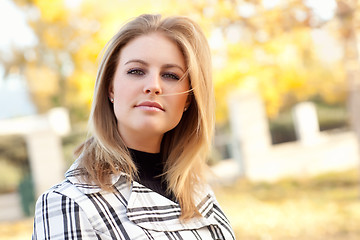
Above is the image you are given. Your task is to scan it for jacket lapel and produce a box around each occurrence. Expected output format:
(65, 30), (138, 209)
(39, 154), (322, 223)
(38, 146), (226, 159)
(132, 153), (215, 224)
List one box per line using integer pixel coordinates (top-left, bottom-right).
(126, 181), (218, 232)
(65, 160), (223, 233)
(65, 159), (125, 195)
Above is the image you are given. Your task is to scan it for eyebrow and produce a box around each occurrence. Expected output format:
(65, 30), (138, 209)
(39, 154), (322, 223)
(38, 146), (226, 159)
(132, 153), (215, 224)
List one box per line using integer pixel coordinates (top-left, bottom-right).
(125, 59), (185, 73)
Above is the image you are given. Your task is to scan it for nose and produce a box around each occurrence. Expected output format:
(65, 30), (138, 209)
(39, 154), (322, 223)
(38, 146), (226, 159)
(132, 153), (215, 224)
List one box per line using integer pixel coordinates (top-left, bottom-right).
(143, 72), (162, 95)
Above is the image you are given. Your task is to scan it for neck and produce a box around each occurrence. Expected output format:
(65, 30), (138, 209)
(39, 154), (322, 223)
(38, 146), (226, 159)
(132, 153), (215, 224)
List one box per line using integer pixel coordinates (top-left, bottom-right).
(119, 128), (163, 153)
(128, 143), (161, 153)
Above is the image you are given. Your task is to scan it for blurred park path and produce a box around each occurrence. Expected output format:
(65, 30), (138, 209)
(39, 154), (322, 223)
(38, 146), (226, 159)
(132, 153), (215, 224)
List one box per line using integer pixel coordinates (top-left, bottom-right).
(0, 218), (33, 240)
(212, 130), (359, 184)
(0, 193), (23, 222)
(246, 130), (358, 181)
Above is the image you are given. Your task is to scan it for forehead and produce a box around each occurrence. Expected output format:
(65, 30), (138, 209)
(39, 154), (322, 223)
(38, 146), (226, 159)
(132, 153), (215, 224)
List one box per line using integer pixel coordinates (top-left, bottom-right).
(118, 32), (186, 67)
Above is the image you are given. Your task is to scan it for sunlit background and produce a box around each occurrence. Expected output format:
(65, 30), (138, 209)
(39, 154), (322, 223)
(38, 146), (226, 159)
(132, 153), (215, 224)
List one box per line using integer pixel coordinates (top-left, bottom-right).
(1, 0), (360, 239)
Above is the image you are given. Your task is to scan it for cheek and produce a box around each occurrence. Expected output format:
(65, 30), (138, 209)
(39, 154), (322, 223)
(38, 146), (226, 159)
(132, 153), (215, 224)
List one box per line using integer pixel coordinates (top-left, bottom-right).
(113, 79), (135, 101)
(112, 85), (131, 116)
(172, 95), (188, 115)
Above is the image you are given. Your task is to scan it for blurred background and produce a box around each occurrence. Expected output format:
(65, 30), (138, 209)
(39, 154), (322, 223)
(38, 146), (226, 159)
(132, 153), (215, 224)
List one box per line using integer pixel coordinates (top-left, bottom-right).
(1, 0), (360, 239)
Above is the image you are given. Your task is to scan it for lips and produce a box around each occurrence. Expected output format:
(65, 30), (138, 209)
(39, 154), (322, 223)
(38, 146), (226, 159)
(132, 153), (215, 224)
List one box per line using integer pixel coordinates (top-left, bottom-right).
(135, 101), (165, 111)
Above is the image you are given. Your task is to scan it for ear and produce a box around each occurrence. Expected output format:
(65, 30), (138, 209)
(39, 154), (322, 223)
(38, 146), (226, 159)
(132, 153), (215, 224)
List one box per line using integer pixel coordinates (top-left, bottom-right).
(108, 83), (114, 101)
(185, 94), (192, 109)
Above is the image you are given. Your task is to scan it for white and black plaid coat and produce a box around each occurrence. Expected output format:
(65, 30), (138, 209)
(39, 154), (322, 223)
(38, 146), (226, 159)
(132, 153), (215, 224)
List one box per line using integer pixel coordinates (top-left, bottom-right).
(32, 160), (236, 240)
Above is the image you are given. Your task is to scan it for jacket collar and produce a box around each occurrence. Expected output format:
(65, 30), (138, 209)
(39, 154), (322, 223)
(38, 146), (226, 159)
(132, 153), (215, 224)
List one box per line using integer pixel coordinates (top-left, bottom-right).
(65, 160), (220, 231)
(126, 181), (218, 232)
(65, 158), (126, 195)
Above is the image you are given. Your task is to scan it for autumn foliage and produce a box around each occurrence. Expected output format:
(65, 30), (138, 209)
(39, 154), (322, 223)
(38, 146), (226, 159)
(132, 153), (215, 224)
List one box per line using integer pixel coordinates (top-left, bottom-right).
(8, 0), (348, 123)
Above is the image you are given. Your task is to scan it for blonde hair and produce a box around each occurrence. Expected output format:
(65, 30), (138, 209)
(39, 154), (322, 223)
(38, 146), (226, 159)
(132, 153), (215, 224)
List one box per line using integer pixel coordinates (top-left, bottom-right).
(76, 14), (214, 219)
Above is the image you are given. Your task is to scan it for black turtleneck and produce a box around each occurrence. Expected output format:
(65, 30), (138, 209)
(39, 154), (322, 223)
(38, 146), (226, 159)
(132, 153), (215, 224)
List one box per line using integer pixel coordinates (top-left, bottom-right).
(129, 148), (175, 201)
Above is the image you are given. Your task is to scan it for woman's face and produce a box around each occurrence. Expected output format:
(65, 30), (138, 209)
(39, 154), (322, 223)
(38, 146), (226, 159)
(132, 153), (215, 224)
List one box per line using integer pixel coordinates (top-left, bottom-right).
(109, 32), (190, 151)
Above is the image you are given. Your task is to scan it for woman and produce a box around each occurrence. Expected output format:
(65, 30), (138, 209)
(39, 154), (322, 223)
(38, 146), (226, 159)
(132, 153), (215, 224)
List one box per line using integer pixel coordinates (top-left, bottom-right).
(33, 14), (235, 239)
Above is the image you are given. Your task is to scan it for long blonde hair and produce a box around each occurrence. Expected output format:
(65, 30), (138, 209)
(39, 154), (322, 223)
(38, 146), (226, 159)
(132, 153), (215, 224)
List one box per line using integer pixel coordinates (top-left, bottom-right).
(76, 14), (214, 219)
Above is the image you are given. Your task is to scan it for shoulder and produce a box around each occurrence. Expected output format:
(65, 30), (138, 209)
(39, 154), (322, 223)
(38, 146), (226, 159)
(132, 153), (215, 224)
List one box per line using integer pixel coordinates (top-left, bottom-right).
(33, 180), (105, 240)
(34, 180), (71, 205)
(33, 180), (83, 221)
(196, 184), (236, 239)
(34, 155), (132, 211)
(34, 171), (131, 209)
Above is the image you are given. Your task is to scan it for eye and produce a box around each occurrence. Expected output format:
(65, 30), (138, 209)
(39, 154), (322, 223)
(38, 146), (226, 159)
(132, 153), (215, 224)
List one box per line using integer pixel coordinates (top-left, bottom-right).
(127, 69), (145, 75)
(162, 72), (180, 80)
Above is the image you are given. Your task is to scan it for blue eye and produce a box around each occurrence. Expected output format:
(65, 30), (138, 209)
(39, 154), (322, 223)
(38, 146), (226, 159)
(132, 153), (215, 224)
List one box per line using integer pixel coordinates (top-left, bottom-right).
(127, 69), (144, 75)
(163, 73), (180, 80)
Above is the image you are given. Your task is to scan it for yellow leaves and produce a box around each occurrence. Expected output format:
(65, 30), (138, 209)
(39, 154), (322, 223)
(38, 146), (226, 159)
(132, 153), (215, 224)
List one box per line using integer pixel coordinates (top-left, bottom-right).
(42, 27), (63, 48)
(261, 83), (282, 118)
(314, 64), (347, 104)
(212, 23), (347, 121)
(74, 38), (103, 66)
(33, 0), (67, 23)
(25, 64), (59, 112)
(213, 43), (251, 124)
(0, 218), (34, 240)
(20, 0), (346, 122)
(212, 0), (238, 20)
(67, 70), (95, 108)
(25, 64), (59, 95)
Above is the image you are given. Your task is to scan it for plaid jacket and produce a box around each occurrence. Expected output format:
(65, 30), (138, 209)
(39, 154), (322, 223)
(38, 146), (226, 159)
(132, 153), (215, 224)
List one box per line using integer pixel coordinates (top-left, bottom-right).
(32, 161), (235, 240)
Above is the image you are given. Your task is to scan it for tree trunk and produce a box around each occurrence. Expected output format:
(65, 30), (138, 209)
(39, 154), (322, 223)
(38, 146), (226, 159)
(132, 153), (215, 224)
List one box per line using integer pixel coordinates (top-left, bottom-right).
(337, 0), (360, 193)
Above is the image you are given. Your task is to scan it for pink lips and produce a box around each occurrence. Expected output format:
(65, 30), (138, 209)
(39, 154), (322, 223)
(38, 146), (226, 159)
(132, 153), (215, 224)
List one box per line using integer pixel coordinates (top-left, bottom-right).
(135, 101), (165, 111)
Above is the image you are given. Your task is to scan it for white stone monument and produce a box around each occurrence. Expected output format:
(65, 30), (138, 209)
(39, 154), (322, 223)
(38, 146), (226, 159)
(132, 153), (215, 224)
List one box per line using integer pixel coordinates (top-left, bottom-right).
(0, 107), (70, 197)
(292, 102), (320, 146)
(228, 90), (272, 175)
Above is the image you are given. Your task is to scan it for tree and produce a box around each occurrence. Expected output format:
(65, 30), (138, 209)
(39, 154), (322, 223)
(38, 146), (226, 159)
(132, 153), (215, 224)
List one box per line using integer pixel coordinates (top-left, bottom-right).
(190, 0), (346, 123)
(336, 0), (360, 140)
(9, 0), (192, 120)
(4, 0), (350, 124)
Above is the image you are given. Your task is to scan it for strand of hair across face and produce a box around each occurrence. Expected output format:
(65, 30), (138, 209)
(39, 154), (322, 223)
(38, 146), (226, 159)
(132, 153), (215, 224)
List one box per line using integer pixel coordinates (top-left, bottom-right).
(159, 88), (194, 96)
(158, 67), (194, 97)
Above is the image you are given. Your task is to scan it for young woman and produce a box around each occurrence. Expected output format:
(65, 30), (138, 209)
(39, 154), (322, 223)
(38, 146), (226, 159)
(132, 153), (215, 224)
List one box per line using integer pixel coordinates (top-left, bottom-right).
(33, 14), (235, 239)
